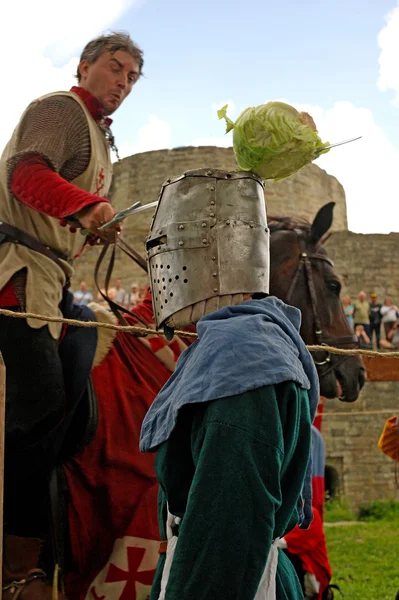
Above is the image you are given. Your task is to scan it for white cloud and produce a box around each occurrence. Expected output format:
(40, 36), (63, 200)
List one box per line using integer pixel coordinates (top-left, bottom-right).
(190, 100), (234, 147)
(191, 135), (232, 148)
(377, 5), (399, 101)
(117, 115), (172, 159)
(285, 99), (399, 233)
(0, 0), (140, 147)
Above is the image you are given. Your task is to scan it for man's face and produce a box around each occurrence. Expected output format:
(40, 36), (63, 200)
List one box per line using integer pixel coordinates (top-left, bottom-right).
(371, 296), (377, 304)
(116, 279), (122, 289)
(78, 50), (140, 115)
(359, 292), (366, 302)
(81, 282), (87, 292)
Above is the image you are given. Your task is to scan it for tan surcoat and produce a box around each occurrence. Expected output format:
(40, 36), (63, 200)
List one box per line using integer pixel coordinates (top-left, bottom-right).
(0, 91), (112, 338)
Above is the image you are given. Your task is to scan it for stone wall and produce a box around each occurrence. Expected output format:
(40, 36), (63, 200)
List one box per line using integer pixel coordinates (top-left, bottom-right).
(325, 231), (399, 301)
(321, 231), (399, 508)
(71, 146), (348, 292)
(322, 382), (399, 509)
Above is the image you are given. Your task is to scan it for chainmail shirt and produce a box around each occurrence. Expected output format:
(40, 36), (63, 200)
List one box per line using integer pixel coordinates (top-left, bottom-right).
(7, 95), (91, 187)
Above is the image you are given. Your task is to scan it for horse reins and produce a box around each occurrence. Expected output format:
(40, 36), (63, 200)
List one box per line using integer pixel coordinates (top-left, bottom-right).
(93, 232), (151, 334)
(286, 232), (358, 375)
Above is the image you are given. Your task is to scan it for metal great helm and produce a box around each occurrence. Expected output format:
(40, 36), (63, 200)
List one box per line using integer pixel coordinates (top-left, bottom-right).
(146, 168), (270, 330)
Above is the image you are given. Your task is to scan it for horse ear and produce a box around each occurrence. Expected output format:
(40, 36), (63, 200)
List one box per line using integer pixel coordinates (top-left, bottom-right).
(310, 202), (335, 244)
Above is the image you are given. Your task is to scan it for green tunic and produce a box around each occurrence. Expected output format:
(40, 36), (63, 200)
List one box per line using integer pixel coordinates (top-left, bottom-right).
(150, 382), (311, 600)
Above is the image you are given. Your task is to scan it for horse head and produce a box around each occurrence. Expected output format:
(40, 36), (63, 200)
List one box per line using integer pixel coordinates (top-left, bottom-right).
(269, 202), (365, 402)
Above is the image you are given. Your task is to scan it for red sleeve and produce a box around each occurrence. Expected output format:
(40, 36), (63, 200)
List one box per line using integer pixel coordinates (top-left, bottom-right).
(11, 155), (109, 222)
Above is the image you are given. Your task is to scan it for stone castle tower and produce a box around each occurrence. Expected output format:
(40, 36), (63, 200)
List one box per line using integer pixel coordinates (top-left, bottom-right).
(73, 146), (348, 290)
(72, 146), (399, 510)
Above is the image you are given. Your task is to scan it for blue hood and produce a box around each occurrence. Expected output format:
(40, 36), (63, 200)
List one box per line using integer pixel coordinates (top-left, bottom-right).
(140, 296), (319, 527)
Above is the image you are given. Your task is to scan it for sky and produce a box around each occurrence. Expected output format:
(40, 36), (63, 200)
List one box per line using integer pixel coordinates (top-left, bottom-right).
(2, 0), (399, 233)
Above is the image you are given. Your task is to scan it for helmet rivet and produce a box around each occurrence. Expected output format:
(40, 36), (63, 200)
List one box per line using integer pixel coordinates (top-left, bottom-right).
(213, 288), (218, 292)
(226, 220), (230, 225)
(202, 222), (207, 227)
(207, 170), (212, 176)
(158, 229), (163, 234)
(178, 224), (184, 230)
(212, 256), (216, 261)
(210, 212), (215, 217)
(210, 200), (215, 206)
(202, 239), (207, 244)
(212, 272), (217, 277)
(179, 241), (184, 246)
(250, 222), (254, 228)
(210, 186), (215, 191)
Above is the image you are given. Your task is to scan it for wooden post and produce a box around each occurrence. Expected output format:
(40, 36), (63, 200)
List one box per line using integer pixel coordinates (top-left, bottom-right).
(0, 352), (5, 590)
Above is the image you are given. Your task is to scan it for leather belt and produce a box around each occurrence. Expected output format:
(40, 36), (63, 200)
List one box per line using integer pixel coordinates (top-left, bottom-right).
(0, 221), (73, 273)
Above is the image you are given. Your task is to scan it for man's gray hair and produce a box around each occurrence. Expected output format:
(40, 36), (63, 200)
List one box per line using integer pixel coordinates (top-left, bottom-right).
(76, 31), (144, 81)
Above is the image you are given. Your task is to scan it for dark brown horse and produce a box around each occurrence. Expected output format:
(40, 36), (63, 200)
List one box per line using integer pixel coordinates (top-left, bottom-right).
(269, 201), (365, 402)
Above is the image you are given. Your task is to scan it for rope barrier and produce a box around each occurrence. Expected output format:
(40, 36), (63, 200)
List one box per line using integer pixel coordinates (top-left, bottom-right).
(1, 307), (399, 358)
(317, 409), (397, 417)
(0, 308), (197, 339)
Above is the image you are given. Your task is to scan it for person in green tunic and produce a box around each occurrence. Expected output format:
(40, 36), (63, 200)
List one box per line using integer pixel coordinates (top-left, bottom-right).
(140, 168), (319, 600)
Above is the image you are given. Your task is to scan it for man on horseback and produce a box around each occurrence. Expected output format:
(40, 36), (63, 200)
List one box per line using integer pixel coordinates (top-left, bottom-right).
(140, 169), (319, 599)
(0, 31), (143, 598)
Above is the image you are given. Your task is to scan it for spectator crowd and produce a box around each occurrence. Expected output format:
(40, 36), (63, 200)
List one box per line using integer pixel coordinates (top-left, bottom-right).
(342, 291), (399, 350)
(73, 282), (399, 352)
(73, 278), (146, 311)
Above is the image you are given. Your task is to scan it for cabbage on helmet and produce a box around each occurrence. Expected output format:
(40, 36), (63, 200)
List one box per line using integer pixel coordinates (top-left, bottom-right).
(218, 102), (330, 181)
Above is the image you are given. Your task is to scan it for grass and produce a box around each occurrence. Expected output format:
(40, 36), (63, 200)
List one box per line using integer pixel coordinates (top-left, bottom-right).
(325, 501), (399, 600)
(324, 497), (356, 523)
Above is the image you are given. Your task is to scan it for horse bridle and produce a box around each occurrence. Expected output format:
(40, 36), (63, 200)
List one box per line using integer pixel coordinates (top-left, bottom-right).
(92, 232), (151, 334)
(286, 232), (358, 373)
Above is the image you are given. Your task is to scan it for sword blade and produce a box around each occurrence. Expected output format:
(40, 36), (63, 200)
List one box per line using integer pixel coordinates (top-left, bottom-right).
(99, 200), (159, 231)
(315, 136), (362, 157)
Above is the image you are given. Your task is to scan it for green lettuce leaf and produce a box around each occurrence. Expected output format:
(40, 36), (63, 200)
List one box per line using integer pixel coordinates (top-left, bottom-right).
(218, 102), (330, 181)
